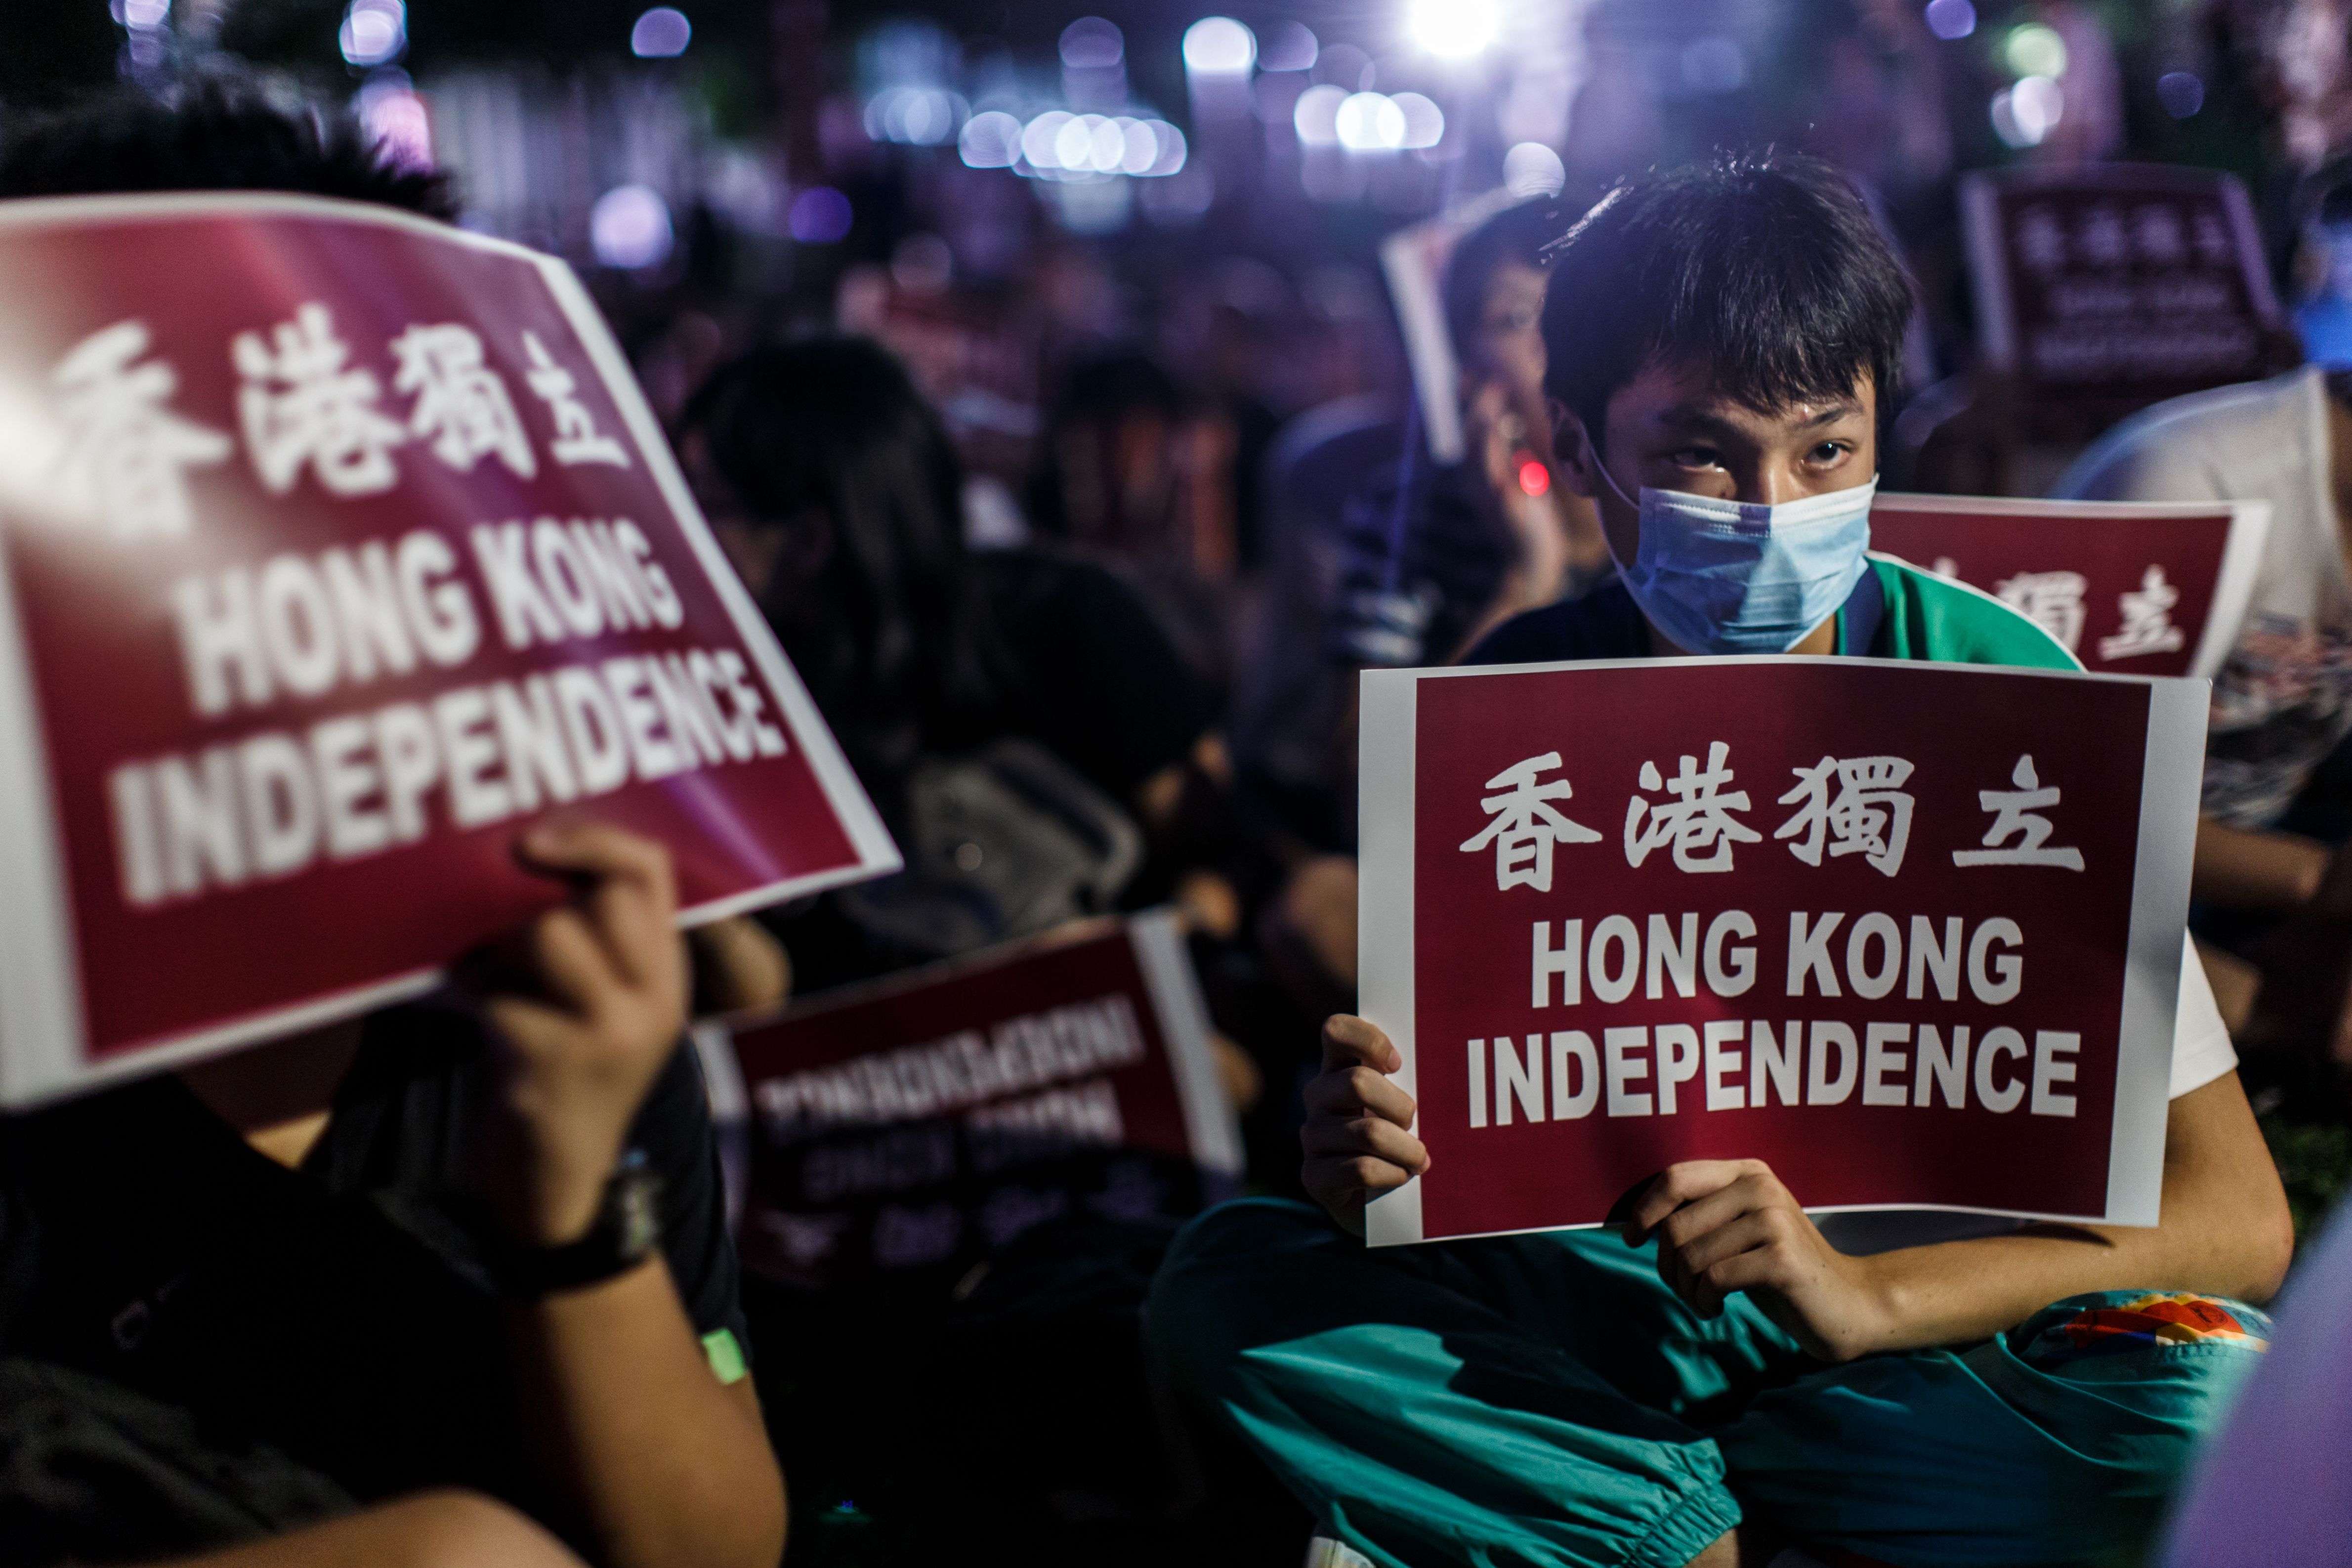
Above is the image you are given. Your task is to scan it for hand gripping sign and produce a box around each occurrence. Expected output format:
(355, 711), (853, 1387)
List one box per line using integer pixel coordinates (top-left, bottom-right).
(1357, 658), (2204, 1246)
(1868, 494), (2270, 680)
(0, 194), (898, 1103)
(721, 912), (1242, 1287)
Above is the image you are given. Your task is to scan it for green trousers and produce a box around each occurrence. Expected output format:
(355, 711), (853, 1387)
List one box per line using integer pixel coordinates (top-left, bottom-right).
(1149, 1199), (2269, 1568)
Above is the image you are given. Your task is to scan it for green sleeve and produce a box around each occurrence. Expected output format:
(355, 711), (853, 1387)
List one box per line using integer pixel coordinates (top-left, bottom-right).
(1864, 556), (2085, 672)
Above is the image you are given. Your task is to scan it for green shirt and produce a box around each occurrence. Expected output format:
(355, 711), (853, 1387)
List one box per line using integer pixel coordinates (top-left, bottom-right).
(1838, 553), (2082, 672)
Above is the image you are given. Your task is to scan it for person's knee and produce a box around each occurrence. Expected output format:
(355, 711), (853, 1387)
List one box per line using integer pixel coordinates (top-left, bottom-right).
(1150, 1198), (1335, 1391)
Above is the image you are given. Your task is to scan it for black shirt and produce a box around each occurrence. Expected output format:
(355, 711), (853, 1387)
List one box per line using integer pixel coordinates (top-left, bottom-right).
(974, 550), (1218, 801)
(0, 1002), (747, 1509)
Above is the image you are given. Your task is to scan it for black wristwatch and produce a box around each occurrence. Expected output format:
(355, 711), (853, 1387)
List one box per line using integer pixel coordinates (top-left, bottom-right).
(478, 1153), (666, 1300)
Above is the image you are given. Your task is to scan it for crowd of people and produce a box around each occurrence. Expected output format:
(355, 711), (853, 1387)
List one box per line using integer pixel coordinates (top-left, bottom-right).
(9, 55), (2352, 1568)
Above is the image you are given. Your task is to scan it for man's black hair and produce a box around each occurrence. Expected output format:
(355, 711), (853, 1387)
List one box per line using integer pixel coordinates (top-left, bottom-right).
(1442, 197), (1562, 353)
(1540, 152), (1913, 449)
(0, 82), (454, 217)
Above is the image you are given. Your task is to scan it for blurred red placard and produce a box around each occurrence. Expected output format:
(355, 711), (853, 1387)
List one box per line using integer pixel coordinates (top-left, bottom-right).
(1961, 164), (2283, 430)
(1868, 492), (2270, 679)
(1356, 658), (2202, 1246)
(724, 911), (1241, 1287)
(0, 193), (897, 1103)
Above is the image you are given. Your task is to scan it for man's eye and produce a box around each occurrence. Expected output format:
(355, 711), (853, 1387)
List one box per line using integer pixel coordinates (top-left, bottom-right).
(1808, 441), (1851, 465)
(1669, 447), (1722, 468)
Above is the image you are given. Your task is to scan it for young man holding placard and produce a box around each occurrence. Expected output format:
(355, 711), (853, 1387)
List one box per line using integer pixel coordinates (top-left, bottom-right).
(1152, 155), (2292, 1568)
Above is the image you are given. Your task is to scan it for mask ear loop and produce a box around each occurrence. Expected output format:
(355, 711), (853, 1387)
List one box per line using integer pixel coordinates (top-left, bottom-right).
(1581, 428), (1640, 575)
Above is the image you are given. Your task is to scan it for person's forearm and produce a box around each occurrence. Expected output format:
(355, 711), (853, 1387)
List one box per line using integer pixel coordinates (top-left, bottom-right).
(504, 1259), (786, 1568)
(2194, 816), (2330, 911)
(1853, 1077), (2292, 1353)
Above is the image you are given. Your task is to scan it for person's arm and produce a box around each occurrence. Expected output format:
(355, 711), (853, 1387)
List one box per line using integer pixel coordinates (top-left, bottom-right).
(1632, 1069), (2294, 1359)
(466, 821), (787, 1568)
(1447, 381), (1606, 661)
(2195, 815), (2333, 911)
(1302, 1017), (2294, 1357)
(153, 1490), (585, 1568)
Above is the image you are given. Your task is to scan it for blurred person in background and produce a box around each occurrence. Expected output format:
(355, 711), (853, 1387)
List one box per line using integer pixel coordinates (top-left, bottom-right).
(677, 337), (1236, 995)
(1025, 349), (1240, 690)
(1233, 197), (1610, 1025)
(0, 88), (784, 1568)
(2053, 322), (2352, 1071)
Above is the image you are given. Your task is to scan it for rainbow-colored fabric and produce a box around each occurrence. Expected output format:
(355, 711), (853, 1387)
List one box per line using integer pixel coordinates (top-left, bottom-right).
(2023, 1292), (2271, 1365)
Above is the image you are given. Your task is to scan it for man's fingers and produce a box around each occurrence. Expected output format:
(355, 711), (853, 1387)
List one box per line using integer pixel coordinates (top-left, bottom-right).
(1302, 1063), (1417, 1129)
(526, 908), (619, 1014)
(485, 993), (574, 1060)
(1674, 1209), (1781, 1281)
(517, 820), (678, 987)
(1300, 1115), (1429, 1176)
(1320, 1015), (1401, 1075)
(1302, 1154), (1416, 1203)
(1626, 1159), (1764, 1241)
(518, 820), (677, 908)
(1654, 1175), (1776, 1253)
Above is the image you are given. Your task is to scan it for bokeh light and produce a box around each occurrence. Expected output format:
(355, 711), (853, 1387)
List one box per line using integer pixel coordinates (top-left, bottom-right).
(788, 186), (854, 244)
(2158, 71), (2205, 120)
(1406, 0), (1500, 60)
(1503, 141), (1567, 198)
(2003, 23), (2066, 81)
(1182, 17), (1257, 75)
(1059, 17), (1123, 70)
(630, 7), (691, 58)
(339, 0), (405, 67)
(1335, 92), (1407, 152)
(590, 185), (673, 269)
(1923, 0), (1976, 41)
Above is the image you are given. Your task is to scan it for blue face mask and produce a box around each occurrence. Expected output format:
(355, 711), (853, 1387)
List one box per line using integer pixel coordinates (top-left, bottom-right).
(1594, 457), (1877, 656)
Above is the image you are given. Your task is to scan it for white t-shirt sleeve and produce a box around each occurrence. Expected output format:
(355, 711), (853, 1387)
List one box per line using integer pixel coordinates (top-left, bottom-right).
(2172, 931), (2238, 1098)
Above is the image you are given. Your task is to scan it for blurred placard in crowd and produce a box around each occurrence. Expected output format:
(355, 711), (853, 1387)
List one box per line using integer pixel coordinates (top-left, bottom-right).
(1379, 187), (1523, 465)
(1357, 659), (2202, 1246)
(1869, 494), (2270, 679)
(0, 194), (898, 1104)
(727, 911), (1241, 1288)
(1962, 164), (2284, 432)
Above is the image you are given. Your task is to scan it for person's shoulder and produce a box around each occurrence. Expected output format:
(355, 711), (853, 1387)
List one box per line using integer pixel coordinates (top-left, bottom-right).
(1867, 555), (2082, 671)
(2054, 366), (2321, 502)
(1462, 579), (1639, 667)
(977, 545), (1141, 617)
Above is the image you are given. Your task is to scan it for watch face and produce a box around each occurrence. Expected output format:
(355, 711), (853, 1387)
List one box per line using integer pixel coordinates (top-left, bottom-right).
(614, 1169), (665, 1259)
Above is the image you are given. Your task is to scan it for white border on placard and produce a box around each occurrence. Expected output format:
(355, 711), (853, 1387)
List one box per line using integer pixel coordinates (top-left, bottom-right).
(1359, 654), (2194, 1242)
(0, 192), (899, 1102)
(2109, 677), (2206, 1225)
(532, 254), (902, 901)
(0, 526), (88, 1104)
(1129, 907), (1243, 1178)
(1867, 491), (2274, 681)
(1359, 668), (1423, 1246)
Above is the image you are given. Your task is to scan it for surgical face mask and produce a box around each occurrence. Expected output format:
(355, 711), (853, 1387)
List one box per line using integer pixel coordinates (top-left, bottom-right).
(1592, 455), (1876, 656)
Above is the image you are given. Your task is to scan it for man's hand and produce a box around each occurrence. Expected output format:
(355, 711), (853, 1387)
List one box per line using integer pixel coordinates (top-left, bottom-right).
(467, 820), (691, 1247)
(1628, 1159), (1893, 1362)
(1300, 1015), (1429, 1235)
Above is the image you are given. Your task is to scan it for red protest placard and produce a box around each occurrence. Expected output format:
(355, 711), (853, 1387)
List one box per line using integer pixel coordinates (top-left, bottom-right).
(724, 911), (1241, 1287)
(1357, 659), (2202, 1246)
(1867, 494), (2270, 679)
(0, 193), (898, 1104)
(1961, 164), (2284, 431)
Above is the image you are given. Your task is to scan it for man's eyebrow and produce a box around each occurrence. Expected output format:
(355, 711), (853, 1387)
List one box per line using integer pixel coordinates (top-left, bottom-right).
(1649, 400), (1864, 435)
